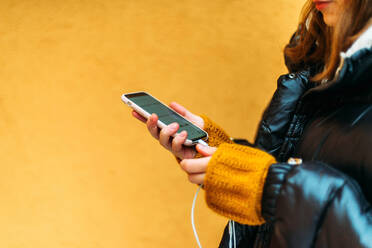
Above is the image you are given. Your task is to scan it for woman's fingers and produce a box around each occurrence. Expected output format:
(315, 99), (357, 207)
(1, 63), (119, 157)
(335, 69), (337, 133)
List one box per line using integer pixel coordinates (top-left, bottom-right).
(159, 122), (179, 150)
(169, 102), (188, 116)
(180, 157), (210, 174)
(132, 104), (203, 161)
(187, 173), (205, 185)
(132, 110), (147, 123)
(172, 130), (187, 157)
(196, 144), (217, 157)
(180, 156), (212, 184)
(171, 131), (197, 159)
(169, 102), (204, 129)
(146, 114), (160, 139)
(143, 113), (195, 158)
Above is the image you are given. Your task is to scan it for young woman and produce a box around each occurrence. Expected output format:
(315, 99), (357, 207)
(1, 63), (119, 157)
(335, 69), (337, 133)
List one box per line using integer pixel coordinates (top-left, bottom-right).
(133, 0), (372, 246)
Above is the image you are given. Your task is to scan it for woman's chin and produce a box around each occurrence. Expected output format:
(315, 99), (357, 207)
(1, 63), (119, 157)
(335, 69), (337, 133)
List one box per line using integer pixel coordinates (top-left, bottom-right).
(323, 15), (337, 27)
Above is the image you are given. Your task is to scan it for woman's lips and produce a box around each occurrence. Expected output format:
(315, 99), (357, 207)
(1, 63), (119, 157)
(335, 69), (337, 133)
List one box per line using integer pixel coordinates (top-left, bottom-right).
(314, 1), (331, 10)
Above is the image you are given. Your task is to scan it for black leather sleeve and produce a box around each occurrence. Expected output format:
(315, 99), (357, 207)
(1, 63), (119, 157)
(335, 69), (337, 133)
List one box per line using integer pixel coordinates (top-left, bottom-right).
(262, 161), (372, 248)
(254, 70), (313, 159)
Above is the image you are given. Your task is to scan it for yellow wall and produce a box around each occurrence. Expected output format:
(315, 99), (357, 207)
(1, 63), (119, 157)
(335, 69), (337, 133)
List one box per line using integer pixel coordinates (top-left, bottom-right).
(0, 0), (304, 247)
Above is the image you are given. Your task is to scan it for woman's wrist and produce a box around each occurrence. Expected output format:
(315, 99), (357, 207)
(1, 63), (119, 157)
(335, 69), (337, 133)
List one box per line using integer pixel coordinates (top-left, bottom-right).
(200, 115), (233, 147)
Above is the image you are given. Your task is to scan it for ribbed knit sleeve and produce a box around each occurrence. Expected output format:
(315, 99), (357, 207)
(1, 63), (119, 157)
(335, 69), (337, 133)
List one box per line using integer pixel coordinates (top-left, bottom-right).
(204, 143), (276, 225)
(200, 115), (233, 147)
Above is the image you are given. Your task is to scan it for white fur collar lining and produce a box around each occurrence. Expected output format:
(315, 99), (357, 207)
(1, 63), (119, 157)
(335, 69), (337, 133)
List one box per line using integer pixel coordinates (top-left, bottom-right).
(324, 22), (372, 83)
(341, 23), (372, 58)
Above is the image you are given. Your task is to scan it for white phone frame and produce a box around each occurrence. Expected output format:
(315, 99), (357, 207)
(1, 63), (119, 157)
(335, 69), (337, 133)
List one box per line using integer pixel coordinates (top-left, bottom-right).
(121, 92), (208, 146)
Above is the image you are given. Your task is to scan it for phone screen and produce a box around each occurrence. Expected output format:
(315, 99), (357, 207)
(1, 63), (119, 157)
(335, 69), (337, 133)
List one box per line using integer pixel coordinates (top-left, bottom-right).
(126, 92), (207, 141)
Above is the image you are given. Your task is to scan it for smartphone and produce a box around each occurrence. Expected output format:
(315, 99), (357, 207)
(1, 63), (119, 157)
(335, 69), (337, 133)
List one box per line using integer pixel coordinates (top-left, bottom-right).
(121, 92), (208, 146)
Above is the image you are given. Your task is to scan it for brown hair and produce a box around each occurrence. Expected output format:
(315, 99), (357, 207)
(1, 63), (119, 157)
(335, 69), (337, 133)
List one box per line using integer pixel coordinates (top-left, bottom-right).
(284, 0), (372, 82)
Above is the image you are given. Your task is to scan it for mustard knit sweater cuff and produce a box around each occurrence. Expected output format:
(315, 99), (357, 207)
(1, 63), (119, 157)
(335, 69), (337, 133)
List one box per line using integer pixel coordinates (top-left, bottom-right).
(204, 143), (276, 225)
(200, 115), (233, 147)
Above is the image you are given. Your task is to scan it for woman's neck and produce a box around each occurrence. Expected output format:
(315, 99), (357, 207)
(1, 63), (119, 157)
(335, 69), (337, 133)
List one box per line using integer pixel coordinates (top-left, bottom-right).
(341, 18), (372, 58)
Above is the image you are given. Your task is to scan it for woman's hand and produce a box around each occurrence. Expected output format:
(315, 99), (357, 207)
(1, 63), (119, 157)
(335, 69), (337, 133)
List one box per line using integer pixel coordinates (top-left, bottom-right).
(131, 102), (204, 160)
(179, 144), (217, 185)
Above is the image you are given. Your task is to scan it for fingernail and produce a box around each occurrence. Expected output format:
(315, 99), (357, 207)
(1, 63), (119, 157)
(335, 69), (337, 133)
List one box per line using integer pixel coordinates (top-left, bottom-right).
(169, 123), (178, 129)
(197, 144), (207, 150)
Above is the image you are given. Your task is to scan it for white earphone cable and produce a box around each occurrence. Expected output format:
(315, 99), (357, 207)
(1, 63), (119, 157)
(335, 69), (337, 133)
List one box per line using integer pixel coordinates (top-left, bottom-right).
(191, 184), (204, 248)
(191, 139), (236, 248)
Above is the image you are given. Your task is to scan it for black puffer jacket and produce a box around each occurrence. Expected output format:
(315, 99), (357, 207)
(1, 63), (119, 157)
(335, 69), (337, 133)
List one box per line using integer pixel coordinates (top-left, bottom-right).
(219, 32), (372, 247)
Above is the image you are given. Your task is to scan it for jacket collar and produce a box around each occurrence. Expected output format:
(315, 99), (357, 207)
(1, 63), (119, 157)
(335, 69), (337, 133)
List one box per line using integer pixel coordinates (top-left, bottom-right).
(302, 23), (372, 104)
(330, 22), (372, 83)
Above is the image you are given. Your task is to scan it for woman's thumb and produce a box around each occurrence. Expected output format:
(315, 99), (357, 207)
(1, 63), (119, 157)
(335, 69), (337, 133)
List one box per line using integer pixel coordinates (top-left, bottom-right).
(196, 144), (217, 157)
